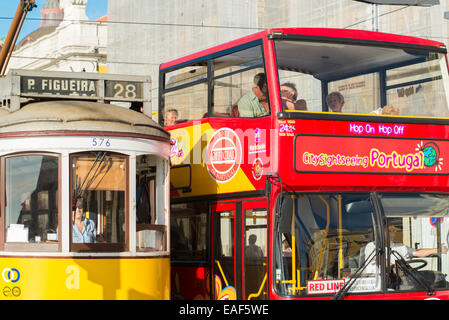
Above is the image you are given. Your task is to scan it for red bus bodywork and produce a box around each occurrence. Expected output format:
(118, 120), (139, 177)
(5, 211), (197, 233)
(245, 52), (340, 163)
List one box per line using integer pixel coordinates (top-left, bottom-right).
(162, 28), (449, 300)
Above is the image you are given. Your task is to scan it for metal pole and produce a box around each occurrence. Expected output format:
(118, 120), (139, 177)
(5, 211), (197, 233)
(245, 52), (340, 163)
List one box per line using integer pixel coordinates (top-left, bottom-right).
(0, 0), (36, 76)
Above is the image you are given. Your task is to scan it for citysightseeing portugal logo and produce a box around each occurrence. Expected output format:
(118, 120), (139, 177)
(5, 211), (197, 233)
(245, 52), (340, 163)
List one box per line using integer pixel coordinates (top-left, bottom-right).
(206, 128), (242, 183)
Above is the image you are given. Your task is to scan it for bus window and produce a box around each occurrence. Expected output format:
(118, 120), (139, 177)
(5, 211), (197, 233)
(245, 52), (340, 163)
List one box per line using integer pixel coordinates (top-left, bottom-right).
(3, 154), (59, 250)
(136, 155), (168, 252)
(215, 209), (235, 293)
(275, 40), (449, 117)
(385, 54), (449, 117)
(278, 70), (321, 112)
(244, 208), (267, 300)
(213, 45), (266, 118)
(275, 193), (380, 297)
(70, 152), (127, 252)
(328, 73), (380, 115)
(379, 194), (449, 292)
(163, 82), (208, 123)
(171, 201), (208, 261)
(163, 63), (208, 123)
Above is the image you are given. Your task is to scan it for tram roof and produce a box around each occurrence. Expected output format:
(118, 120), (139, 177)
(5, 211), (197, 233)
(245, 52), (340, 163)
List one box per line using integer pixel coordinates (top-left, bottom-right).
(0, 100), (169, 140)
(160, 27), (446, 71)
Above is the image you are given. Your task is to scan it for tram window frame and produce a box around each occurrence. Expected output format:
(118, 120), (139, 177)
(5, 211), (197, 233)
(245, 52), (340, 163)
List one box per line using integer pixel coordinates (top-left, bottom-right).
(69, 152), (129, 253)
(0, 152), (61, 252)
(136, 154), (168, 252)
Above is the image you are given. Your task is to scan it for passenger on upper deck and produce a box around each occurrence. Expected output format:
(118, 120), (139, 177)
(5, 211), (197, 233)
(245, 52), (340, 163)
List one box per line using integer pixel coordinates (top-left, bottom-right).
(371, 104), (400, 115)
(280, 82), (307, 111)
(326, 91), (345, 113)
(164, 109), (178, 126)
(237, 73), (269, 117)
(281, 82), (297, 110)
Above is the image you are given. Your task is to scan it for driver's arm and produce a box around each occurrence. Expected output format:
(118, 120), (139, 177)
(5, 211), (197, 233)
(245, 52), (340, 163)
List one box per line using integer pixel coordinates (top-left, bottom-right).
(413, 244), (448, 257)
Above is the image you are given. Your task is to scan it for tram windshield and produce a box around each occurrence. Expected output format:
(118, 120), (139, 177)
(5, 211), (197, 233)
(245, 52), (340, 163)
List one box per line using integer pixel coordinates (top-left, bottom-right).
(275, 40), (449, 117)
(275, 193), (449, 297)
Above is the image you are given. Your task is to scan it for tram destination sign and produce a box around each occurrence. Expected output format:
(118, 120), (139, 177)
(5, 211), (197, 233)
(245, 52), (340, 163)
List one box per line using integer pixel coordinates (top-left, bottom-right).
(21, 76), (99, 97)
(20, 75), (143, 100)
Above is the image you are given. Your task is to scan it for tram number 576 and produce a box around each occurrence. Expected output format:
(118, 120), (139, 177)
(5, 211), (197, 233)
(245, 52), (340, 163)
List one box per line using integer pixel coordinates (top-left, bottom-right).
(92, 138), (111, 147)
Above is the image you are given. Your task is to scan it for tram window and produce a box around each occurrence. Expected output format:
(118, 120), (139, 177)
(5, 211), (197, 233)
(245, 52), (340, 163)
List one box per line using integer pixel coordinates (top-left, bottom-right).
(170, 201), (208, 261)
(379, 193), (449, 292)
(136, 155), (167, 252)
(70, 152), (127, 252)
(3, 154), (59, 250)
(274, 194), (381, 297)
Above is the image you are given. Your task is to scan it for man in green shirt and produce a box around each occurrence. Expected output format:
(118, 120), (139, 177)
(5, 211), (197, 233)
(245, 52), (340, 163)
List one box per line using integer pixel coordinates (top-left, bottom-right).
(237, 73), (269, 117)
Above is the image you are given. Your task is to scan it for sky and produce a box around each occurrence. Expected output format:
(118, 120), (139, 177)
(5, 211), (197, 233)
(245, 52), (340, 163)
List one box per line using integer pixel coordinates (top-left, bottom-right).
(0, 0), (108, 42)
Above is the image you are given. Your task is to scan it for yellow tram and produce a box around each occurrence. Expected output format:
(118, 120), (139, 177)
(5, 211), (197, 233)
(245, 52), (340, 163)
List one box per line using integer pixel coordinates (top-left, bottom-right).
(0, 70), (171, 299)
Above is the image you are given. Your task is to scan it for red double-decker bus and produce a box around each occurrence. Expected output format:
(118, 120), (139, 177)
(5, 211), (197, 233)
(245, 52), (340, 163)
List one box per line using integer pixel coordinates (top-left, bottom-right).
(160, 28), (449, 300)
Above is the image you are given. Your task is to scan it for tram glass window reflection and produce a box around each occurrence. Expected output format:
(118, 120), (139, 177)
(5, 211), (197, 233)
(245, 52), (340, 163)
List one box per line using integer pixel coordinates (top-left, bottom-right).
(136, 155), (167, 252)
(379, 193), (449, 292)
(5, 154), (59, 244)
(70, 152), (127, 250)
(275, 194), (380, 296)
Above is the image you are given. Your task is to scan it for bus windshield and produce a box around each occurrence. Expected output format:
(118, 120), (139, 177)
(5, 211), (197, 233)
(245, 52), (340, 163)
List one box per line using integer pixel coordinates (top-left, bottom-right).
(275, 40), (449, 117)
(275, 193), (449, 297)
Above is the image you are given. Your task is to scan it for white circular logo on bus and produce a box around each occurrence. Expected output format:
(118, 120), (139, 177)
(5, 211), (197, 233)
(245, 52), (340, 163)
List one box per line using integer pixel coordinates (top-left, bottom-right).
(206, 128), (242, 183)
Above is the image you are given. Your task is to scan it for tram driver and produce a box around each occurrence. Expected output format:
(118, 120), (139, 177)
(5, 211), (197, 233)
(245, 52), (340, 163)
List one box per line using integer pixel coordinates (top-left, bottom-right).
(72, 198), (97, 243)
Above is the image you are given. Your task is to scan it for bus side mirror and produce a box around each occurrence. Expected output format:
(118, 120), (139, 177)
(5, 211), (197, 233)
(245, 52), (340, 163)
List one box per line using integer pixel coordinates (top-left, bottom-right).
(278, 196), (293, 234)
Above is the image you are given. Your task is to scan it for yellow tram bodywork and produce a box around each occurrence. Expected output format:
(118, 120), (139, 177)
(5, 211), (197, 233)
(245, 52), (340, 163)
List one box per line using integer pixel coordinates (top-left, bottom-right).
(0, 256), (170, 300)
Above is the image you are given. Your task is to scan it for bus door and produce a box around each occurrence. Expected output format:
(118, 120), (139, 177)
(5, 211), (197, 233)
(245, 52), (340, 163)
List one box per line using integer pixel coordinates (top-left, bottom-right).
(243, 200), (268, 300)
(213, 201), (239, 299)
(212, 199), (268, 300)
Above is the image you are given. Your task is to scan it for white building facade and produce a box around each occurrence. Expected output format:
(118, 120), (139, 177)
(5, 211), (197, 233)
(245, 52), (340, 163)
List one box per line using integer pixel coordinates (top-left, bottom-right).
(8, 0), (107, 73)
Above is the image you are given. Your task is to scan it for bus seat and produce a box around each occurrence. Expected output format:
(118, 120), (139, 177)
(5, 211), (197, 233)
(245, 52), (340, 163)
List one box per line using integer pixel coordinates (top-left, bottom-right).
(231, 105), (240, 117)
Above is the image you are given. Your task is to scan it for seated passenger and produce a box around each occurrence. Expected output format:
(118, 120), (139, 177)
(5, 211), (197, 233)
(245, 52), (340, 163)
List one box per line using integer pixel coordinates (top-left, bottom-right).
(237, 73), (269, 117)
(281, 82), (307, 111)
(72, 198), (97, 243)
(371, 104), (400, 115)
(280, 82), (297, 110)
(164, 109), (178, 126)
(295, 99), (307, 111)
(326, 91), (345, 113)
